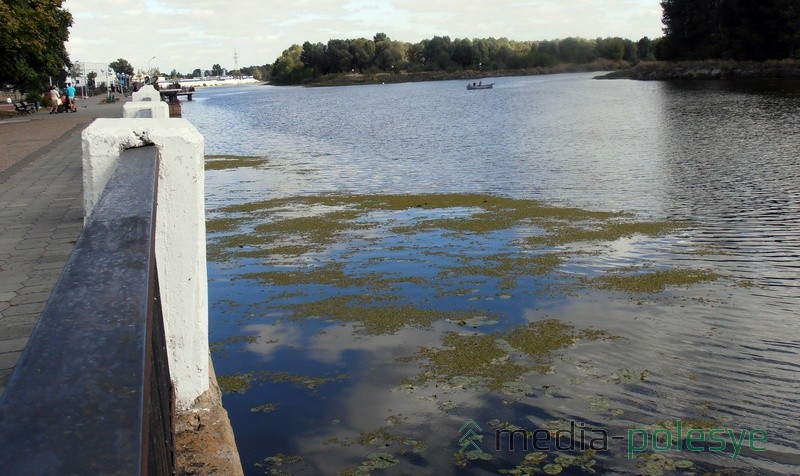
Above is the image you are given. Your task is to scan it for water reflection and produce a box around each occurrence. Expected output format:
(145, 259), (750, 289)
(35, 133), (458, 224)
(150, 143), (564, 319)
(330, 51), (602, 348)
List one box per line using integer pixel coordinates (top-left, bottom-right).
(185, 75), (800, 475)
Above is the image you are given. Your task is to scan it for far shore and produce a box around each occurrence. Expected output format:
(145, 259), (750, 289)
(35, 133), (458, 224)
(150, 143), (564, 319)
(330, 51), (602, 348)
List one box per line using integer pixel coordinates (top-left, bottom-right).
(269, 58), (800, 88)
(596, 59), (800, 81)
(275, 59), (628, 87)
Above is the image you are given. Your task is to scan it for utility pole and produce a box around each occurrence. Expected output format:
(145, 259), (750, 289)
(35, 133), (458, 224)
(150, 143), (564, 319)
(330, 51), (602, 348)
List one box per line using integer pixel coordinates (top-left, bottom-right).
(234, 49), (239, 81)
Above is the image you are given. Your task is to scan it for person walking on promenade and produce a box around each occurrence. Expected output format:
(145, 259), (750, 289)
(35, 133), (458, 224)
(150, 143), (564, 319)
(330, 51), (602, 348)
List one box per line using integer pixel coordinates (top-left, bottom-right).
(48, 86), (60, 114)
(66, 83), (76, 112)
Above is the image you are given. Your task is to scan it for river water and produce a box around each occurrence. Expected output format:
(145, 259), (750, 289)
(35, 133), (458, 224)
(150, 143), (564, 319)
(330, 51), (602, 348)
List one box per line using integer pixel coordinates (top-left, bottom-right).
(182, 73), (800, 475)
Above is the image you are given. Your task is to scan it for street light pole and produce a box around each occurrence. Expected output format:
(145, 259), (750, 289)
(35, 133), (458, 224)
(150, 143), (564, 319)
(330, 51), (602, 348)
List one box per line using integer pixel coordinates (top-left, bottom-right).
(147, 56), (156, 79)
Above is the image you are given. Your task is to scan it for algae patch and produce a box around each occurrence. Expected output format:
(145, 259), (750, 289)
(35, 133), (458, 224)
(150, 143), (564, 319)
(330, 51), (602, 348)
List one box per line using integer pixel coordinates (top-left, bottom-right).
(403, 320), (616, 391)
(217, 370), (348, 394)
(217, 372), (254, 394)
(591, 268), (720, 293)
(205, 154), (268, 170)
(250, 402), (279, 413)
(528, 220), (687, 247)
(206, 193), (648, 264)
(283, 295), (494, 334)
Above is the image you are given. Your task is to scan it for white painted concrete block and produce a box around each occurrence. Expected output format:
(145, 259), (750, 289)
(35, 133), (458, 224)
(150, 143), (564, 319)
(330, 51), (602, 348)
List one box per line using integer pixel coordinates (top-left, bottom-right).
(82, 119), (208, 410)
(122, 101), (169, 118)
(131, 84), (161, 102)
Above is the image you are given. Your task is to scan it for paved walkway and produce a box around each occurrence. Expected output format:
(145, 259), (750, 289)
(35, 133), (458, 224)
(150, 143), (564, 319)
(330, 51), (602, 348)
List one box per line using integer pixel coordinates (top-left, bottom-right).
(0, 98), (125, 396)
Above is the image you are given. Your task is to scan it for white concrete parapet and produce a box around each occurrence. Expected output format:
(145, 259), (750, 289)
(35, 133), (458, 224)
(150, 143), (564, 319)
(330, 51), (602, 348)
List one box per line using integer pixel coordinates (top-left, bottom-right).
(125, 84), (169, 118)
(132, 84), (161, 102)
(123, 101), (169, 118)
(81, 119), (208, 410)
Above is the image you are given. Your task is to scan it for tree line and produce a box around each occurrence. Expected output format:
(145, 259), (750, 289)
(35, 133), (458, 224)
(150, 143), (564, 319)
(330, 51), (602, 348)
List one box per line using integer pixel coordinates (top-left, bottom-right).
(270, 34), (659, 84)
(660, 0), (800, 61)
(3, 1), (800, 96)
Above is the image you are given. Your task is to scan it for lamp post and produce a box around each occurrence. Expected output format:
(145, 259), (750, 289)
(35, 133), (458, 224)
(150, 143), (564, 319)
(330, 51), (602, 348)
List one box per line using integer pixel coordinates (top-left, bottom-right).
(147, 56), (156, 76)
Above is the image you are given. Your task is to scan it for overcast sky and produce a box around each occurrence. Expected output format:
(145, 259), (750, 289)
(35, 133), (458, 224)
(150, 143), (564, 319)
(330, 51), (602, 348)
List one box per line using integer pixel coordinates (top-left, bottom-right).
(63, 0), (664, 74)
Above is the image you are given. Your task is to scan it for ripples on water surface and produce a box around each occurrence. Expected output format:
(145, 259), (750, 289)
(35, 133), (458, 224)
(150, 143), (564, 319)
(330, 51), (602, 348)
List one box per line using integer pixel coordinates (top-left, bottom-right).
(183, 73), (800, 475)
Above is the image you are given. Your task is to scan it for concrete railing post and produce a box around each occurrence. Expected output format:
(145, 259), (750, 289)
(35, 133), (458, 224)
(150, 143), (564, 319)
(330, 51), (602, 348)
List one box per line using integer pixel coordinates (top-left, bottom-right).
(81, 119), (208, 410)
(123, 85), (169, 118)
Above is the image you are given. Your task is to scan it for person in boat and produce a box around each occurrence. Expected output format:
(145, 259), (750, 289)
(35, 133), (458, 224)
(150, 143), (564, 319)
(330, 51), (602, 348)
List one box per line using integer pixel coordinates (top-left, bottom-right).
(473, 82), (476, 86)
(478, 80), (482, 86)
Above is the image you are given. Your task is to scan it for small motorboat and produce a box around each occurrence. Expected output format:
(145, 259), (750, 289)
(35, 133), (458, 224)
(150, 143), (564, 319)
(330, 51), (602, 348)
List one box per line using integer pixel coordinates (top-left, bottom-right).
(467, 82), (494, 90)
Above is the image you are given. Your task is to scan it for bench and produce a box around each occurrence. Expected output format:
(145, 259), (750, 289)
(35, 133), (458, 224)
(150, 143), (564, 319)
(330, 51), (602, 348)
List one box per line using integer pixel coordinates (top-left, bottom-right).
(13, 102), (36, 114)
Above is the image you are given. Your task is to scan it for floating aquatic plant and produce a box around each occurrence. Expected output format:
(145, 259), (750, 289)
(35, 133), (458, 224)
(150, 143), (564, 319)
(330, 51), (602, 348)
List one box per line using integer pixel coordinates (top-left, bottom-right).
(591, 268), (720, 293)
(454, 450), (492, 468)
(253, 452), (304, 474)
(402, 320), (617, 391)
(204, 154), (268, 170)
(635, 453), (694, 476)
(282, 295), (496, 335)
(216, 372), (253, 394)
(217, 371), (348, 395)
(250, 402), (278, 413)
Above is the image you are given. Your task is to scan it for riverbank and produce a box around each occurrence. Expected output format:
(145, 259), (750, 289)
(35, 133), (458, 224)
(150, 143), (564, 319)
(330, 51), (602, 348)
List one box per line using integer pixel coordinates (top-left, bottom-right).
(283, 59), (628, 87)
(596, 59), (800, 80)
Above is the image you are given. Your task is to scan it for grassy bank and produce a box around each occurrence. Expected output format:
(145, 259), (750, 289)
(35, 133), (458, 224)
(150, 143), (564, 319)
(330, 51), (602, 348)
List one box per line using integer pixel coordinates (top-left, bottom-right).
(597, 59), (800, 80)
(288, 59), (628, 87)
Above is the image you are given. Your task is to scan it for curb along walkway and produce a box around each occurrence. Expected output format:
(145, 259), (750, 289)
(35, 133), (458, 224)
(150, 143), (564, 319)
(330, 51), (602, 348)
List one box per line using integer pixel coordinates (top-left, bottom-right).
(0, 99), (124, 396)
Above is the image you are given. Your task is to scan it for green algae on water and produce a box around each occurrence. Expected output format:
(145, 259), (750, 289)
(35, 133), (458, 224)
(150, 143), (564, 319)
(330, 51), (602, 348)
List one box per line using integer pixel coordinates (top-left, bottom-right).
(217, 370), (347, 394)
(454, 450), (492, 468)
(403, 320), (617, 391)
(441, 252), (563, 289)
(356, 426), (426, 452)
(282, 295), (494, 334)
(592, 268), (720, 293)
(405, 332), (528, 390)
(260, 370), (349, 389)
(250, 402), (279, 413)
(205, 154), (268, 170)
(217, 372), (254, 394)
(210, 334), (259, 357)
(527, 220), (687, 247)
(254, 452), (304, 472)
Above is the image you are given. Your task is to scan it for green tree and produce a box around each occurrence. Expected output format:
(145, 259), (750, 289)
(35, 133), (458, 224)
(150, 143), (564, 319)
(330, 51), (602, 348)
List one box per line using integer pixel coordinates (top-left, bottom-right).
(596, 37), (626, 60)
(192, 68), (202, 77)
(660, 0), (722, 60)
(423, 36), (454, 70)
(109, 58), (134, 76)
(452, 38), (477, 69)
(87, 71), (97, 90)
(250, 65), (269, 81)
(558, 37), (597, 63)
(211, 63), (224, 76)
(637, 37), (656, 61)
(0, 0), (73, 94)
(718, 0), (800, 60)
(349, 38), (375, 72)
(374, 40), (405, 71)
(301, 41), (328, 75)
(271, 44), (305, 84)
(326, 39), (352, 73)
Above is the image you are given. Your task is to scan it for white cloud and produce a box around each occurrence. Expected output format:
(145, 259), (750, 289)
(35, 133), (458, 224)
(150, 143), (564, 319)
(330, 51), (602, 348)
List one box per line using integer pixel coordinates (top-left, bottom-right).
(63, 0), (662, 73)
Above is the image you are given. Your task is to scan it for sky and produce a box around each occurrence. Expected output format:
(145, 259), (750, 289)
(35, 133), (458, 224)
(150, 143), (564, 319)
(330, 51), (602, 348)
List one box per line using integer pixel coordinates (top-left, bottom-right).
(63, 0), (664, 74)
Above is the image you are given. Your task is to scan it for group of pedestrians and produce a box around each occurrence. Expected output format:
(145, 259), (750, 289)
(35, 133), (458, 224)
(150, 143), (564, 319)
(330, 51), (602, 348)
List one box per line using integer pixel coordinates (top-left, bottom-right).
(47, 83), (76, 114)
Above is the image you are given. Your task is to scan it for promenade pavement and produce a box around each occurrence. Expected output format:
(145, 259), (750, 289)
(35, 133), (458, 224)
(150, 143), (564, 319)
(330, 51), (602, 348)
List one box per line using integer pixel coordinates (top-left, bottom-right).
(0, 97), (126, 396)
